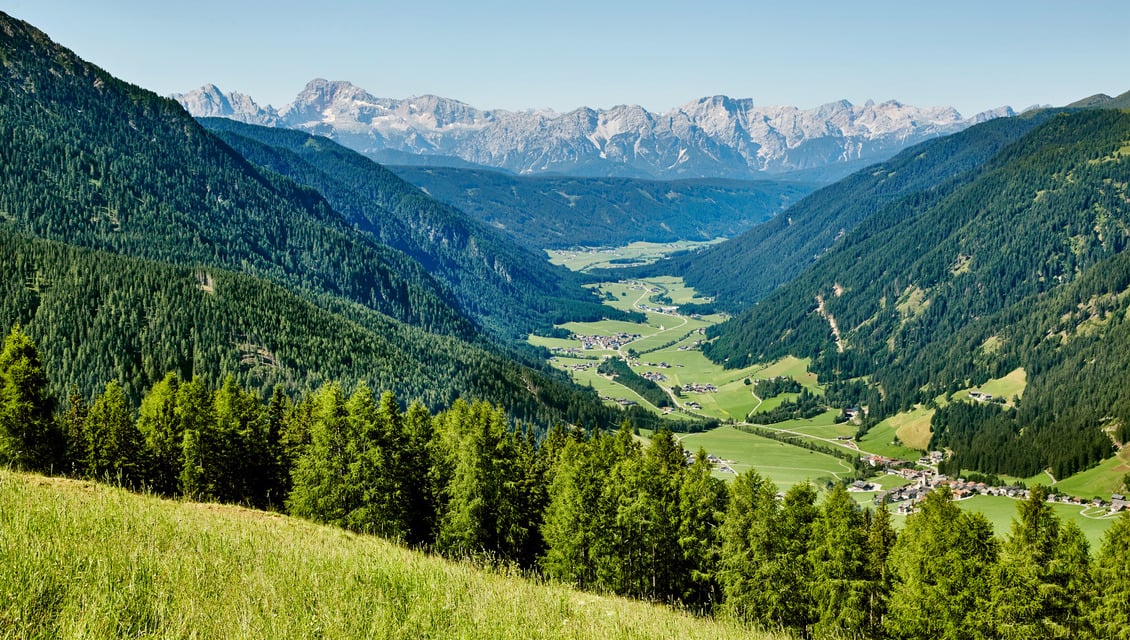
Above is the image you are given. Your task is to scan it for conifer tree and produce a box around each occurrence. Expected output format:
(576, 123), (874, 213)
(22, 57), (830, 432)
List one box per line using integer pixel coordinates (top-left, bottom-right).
(401, 400), (435, 544)
(541, 434), (605, 588)
(885, 486), (998, 639)
(1088, 511), (1130, 639)
(85, 380), (147, 487)
(991, 485), (1094, 638)
(176, 377), (216, 499)
(136, 372), (181, 495)
(287, 382), (356, 527)
(865, 498), (897, 636)
(61, 385), (89, 477)
(718, 467), (781, 625)
(0, 324), (60, 471)
(678, 447), (727, 610)
(809, 483), (870, 638)
(434, 400), (525, 560)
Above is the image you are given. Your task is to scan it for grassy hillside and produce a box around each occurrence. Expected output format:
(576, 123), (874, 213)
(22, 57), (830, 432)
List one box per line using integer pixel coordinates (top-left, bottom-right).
(388, 165), (814, 250)
(0, 471), (779, 640)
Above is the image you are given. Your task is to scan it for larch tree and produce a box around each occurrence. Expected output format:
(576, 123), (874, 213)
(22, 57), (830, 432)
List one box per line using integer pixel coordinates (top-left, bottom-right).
(0, 324), (60, 472)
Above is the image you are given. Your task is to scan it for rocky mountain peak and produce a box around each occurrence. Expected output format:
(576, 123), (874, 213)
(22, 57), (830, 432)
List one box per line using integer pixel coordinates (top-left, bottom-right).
(175, 81), (1015, 180)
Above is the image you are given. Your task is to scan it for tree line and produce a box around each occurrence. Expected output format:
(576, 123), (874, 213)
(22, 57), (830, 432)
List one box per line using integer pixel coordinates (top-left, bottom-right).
(3, 325), (1130, 639)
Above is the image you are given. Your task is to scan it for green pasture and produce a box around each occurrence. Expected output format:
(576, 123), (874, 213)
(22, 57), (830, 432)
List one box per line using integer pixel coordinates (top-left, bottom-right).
(547, 240), (724, 272)
(948, 367), (1027, 407)
(953, 494), (1118, 549)
(678, 427), (855, 491)
(858, 417), (927, 460)
(0, 472), (772, 640)
(1052, 447), (1130, 497)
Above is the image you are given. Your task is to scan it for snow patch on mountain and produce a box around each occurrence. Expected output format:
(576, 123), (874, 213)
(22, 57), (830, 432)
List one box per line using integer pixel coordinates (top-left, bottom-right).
(175, 79), (1015, 179)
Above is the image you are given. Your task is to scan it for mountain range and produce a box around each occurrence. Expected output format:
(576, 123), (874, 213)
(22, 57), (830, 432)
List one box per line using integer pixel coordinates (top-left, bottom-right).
(174, 80), (1015, 181)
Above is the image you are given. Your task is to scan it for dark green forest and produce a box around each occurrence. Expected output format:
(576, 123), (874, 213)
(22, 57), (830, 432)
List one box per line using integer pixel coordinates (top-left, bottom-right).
(387, 165), (814, 249)
(199, 119), (617, 339)
(2, 325), (1128, 640)
(618, 112), (1056, 311)
(703, 110), (1130, 479)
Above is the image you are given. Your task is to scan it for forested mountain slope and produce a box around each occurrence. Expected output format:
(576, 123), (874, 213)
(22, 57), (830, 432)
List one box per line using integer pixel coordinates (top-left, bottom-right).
(0, 12), (469, 338)
(628, 112), (1056, 310)
(0, 12), (659, 431)
(197, 119), (614, 339)
(705, 109), (1130, 478)
(0, 227), (636, 429)
(386, 166), (815, 249)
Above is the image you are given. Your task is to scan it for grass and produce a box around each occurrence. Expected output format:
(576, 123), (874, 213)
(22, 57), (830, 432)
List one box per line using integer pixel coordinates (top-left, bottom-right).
(949, 367), (1028, 407)
(871, 405), (935, 452)
(1052, 447), (1130, 497)
(0, 471), (782, 640)
(547, 240), (724, 272)
(678, 427), (855, 491)
(951, 494), (1119, 550)
(856, 419), (923, 460)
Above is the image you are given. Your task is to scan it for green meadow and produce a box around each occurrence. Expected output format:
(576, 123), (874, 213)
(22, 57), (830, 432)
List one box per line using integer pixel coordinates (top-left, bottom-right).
(546, 240), (724, 272)
(677, 427), (856, 491)
(0, 471), (781, 640)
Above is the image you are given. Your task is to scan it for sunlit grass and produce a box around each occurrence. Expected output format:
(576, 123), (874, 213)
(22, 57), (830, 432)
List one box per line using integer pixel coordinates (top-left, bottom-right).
(0, 471), (784, 640)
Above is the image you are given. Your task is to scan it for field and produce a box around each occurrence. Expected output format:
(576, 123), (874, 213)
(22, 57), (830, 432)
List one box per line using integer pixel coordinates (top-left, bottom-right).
(0, 471), (779, 640)
(1052, 447), (1130, 497)
(950, 494), (1119, 549)
(861, 406), (935, 456)
(677, 427), (856, 491)
(546, 240), (723, 272)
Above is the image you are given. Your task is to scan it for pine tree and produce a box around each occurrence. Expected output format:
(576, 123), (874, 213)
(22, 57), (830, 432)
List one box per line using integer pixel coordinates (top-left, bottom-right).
(0, 324), (60, 471)
(1089, 512), (1130, 639)
(85, 380), (148, 487)
(287, 382), (356, 527)
(885, 486), (998, 639)
(136, 372), (181, 495)
(541, 434), (605, 589)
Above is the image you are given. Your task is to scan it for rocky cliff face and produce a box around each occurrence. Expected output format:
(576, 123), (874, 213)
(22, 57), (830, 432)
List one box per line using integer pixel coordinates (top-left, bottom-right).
(174, 79), (1014, 179)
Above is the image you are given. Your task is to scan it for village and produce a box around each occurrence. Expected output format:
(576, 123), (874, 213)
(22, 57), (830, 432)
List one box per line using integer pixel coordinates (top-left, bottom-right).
(853, 453), (1130, 516)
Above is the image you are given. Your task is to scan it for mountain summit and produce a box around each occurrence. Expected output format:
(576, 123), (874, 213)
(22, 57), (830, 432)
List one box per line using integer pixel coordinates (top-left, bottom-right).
(174, 81), (1014, 180)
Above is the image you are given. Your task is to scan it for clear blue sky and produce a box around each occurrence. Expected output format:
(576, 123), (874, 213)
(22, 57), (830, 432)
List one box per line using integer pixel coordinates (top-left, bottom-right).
(7, 0), (1128, 116)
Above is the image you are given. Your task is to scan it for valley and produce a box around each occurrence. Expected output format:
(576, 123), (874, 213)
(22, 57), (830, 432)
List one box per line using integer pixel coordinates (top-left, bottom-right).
(530, 243), (1126, 545)
(4, 8), (1130, 638)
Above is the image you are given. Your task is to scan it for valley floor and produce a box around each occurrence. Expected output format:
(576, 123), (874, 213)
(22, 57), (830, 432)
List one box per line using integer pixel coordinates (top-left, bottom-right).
(531, 244), (1126, 545)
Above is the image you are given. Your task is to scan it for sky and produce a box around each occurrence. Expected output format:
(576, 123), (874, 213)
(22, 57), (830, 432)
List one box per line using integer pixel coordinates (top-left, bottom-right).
(6, 0), (1128, 117)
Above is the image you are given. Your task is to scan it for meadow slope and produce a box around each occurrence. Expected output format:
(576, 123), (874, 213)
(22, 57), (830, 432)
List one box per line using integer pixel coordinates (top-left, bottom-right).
(0, 472), (783, 640)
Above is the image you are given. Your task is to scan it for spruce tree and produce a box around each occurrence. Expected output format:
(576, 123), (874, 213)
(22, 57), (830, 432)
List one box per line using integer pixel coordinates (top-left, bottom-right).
(85, 380), (147, 487)
(136, 372), (181, 495)
(1089, 512), (1130, 639)
(0, 324), (60, 471)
